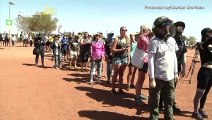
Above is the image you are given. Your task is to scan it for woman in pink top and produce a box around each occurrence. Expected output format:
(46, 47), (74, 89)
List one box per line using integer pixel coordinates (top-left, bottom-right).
(89, 33), (105, 85)
(134, 25), (150, 105)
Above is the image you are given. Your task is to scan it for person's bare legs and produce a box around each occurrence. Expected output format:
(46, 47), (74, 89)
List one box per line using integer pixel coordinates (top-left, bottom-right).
(118, 65), (127, 93)
(135, 70), (147, 96)
(127, 65), (133, 90)
(111, 64), (121, 93)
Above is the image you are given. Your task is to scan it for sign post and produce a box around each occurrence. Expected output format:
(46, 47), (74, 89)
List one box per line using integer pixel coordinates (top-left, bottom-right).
(6, 19), (12, 49)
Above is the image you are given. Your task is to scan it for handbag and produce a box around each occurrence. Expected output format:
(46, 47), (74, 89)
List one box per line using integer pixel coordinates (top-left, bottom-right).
(33, 48), (39, 55)
(131, 46), (147, 69)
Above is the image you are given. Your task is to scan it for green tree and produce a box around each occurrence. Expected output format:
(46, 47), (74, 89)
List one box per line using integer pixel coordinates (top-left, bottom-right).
(16, 12), (58, 34)
(183, 35), (197, 47)
(16, 16), (31, 33)
(28, 12), (58, 33)
(188, 36), (197, 46)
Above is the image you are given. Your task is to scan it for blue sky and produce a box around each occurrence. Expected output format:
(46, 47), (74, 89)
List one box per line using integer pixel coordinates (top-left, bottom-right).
(0, 0), (212, 41)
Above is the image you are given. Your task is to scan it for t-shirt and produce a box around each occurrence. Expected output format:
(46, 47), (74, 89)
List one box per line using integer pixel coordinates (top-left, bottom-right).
(175, 36), (187, 64)
(148, 36), (178, 81)
(198, 37), (212, 65)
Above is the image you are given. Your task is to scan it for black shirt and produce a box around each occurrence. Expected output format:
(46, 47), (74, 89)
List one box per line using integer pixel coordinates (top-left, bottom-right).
(175, 36), (187, 64)
(198, 44), (212, 66)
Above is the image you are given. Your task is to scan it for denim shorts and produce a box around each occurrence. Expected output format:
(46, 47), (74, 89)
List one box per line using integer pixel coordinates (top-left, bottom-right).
(113, 56), (128, 65)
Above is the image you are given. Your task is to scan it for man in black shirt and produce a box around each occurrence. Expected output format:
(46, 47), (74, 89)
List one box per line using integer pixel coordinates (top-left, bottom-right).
(34, 33), (45, 67)
(173, 21), (187, 112)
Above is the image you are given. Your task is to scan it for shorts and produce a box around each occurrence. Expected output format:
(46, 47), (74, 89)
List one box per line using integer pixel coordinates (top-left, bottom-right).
(197, 67), (212, 90)
(113, 56), (128, 65)
(70, 51), (78, 60)
(138, 62), (148, 73)
(79, 52), (90, 63)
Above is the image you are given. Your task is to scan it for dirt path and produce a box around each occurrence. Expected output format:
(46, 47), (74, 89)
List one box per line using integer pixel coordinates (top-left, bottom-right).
(0, 45), (211, 120)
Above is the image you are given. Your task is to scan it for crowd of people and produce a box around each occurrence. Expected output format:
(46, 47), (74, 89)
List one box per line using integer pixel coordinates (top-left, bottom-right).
(1, 16), (211, 120)
(0, 32), (33, 47)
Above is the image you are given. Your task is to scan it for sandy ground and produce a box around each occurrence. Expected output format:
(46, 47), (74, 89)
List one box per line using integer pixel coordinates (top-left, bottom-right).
(0, 45), (211, 120)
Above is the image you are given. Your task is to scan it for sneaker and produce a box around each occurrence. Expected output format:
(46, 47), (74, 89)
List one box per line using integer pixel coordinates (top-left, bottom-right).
(173, 105), (181, 112)
(192, 112), (204, 120)
(135, 97), (145, 106)
(111, 88), (117, 94)
(118, 89), (125, 94)
(199, 109), (208, 118)
(140, 94), (148, 100)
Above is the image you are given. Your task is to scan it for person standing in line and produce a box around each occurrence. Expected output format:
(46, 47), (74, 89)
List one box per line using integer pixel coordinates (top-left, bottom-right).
(173, 21), (187, 111)
(89, 33), (105, 85)
(79, 32), (91, 72)
(192, 28), (212, 120)
(4, 33), (10, 47)
(134, 25), (150, 105)
(69, 35), (80, 69)
(52, 35), (62, 69)
(148, 16), (179, 120)
(159, 21), (187, 112)
(11, 34), (17, 47)
(105, 32), (114, 83)
(34, 33), (45, 68)
(0, 33), (3, 46)
(126, 33), (137, 91)
(2, 33), (6, 47)
(111, 26), (130, 94)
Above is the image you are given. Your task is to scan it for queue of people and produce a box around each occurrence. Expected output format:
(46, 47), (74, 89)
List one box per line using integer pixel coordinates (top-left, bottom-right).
(30, 16), (212, 120)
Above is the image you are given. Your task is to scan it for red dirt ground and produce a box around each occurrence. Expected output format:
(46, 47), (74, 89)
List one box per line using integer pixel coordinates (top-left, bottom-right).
(0, 45), (211, 120)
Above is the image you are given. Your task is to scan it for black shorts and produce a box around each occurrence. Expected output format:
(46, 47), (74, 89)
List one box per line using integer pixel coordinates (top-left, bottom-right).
(138, 62), (148, 73)
(197, 67), (212, 90)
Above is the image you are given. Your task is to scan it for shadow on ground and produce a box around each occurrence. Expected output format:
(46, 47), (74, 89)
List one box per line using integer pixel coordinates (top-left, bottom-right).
(22, 63), (53, 69)
(174, 110), (193, 118)
(75, 86), (149, 111)
(78, 110), (148, 120)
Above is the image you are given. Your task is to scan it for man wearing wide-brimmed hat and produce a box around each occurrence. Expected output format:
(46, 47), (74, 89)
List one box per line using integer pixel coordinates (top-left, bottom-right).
(173, 21), (187, 112)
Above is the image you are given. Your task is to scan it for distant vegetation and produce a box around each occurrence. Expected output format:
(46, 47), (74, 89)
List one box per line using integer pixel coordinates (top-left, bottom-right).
(183, 35), (197, 47)
(16, 12), (58, 34)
